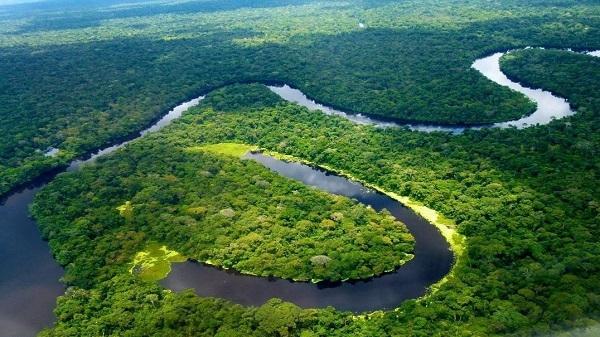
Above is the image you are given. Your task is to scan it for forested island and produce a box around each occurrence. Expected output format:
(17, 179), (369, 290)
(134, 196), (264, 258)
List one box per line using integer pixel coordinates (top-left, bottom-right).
(0, 1), (599, 337)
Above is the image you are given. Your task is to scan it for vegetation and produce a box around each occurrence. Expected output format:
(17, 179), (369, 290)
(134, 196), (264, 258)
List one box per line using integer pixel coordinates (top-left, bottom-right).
(130, 243), (187, 282)
(34, 65), (600, 336)
(501, 49), (600, 115)
(191, 142), (258, 158)
(1, 1), (599, 336)
(2, 0), (600, 196)
(33, 137), (414, 283)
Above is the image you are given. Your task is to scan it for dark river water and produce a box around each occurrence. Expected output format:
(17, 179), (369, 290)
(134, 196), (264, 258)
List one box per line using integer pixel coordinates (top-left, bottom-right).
(0, 49), (597, 336)
(0, 183), (63, 337)
(162, 153), (453, 312)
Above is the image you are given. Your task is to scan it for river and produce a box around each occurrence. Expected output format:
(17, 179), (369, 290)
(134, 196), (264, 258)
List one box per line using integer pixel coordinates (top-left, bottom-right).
(269, 50), (577, 133)
(0, 49), (596, 336)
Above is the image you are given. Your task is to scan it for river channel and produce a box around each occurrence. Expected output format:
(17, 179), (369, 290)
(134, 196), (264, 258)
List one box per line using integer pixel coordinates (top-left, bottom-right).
(0, 49), (596, 336)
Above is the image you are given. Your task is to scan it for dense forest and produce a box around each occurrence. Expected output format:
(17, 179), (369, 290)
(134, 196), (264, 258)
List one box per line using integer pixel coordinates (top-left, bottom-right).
(33, 53), (600, 336)
(2, 0), (600, 196)
(32, 138), (414, 283)
(1, 1), (600, 336)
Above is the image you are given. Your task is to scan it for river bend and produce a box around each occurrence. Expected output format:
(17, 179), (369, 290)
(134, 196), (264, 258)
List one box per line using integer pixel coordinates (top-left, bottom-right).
(0, 49), (597, 336)
(162, 152), (452, 312)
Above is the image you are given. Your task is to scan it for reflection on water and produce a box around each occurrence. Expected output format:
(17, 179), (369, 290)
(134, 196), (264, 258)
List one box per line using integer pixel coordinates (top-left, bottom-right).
(68, 96), (204, 171)
(0, 186), (63, 337)
(0, 96), (206, 337)
(588, 50), (600, 57)
(268, 84), (466, 133)
(472, 52), (573, 128)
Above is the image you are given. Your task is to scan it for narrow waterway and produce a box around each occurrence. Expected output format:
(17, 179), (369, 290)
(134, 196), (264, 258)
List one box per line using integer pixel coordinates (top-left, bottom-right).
(0, 98), (205, 337)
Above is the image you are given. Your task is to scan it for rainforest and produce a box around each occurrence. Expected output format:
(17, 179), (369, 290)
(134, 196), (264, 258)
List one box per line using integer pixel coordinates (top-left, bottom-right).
(0, 1), (599, 337)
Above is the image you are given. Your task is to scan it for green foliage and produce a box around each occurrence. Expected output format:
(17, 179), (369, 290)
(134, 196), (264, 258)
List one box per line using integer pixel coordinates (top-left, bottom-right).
(130, 243), (187, 281)
(151, 71), (600, 335)
(201, 83), (283, 112)
(3, 1), (600, 336)
(38, 273), (344, 337)
(33, 139), (414, 283)
(190, 142), (258, 158)
(34, 56), (600, 335)
(3, 0), (600, 196)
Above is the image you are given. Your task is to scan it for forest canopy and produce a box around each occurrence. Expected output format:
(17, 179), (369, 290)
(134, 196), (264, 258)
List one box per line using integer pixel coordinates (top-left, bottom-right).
(0, 1), (599, 337)
(2, 0), (599, 197)
(33, 65), (600, 335)
(32, 137), (414, 283)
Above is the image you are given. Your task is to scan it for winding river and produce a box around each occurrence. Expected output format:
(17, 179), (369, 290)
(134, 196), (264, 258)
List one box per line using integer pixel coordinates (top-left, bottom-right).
(269, 51), (575, 133)
(0, 49), (596, 336)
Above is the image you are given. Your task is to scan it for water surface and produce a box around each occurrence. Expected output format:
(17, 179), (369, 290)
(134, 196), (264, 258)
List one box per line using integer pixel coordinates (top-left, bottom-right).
(0, 98), (204, 337)
(587, 50), (600, 57)
(472, 52), (573, 128)
(0, 184), (63, 337)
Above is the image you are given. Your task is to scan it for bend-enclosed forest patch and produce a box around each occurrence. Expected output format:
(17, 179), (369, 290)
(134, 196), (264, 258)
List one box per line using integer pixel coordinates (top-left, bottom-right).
(33, 138), (414, 283)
